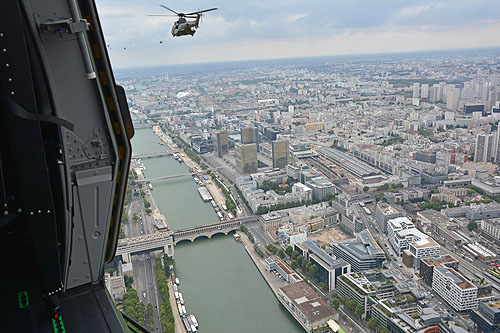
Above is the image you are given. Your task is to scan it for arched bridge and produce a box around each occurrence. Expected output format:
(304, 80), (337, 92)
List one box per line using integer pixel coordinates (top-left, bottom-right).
(173, 220), (242, 245)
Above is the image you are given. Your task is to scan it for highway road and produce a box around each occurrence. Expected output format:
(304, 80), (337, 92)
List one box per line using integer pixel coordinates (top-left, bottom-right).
(203, 152), (252, 217)
(124, 166), (165, 331)
(245, 220), (274, 247)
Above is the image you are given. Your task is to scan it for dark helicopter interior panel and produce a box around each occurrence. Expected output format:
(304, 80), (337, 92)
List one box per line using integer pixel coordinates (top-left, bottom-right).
(0, 0), (133, 331)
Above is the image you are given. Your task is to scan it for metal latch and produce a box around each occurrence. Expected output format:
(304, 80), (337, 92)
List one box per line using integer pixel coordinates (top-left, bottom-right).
(39, 18), (89, 34)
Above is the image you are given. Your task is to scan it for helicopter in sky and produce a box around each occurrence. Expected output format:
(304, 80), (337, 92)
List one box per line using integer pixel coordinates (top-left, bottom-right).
(148, 5), (217, 37)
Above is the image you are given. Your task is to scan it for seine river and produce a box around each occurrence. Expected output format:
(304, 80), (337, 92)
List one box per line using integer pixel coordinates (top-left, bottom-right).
(132, 128), (302, 333)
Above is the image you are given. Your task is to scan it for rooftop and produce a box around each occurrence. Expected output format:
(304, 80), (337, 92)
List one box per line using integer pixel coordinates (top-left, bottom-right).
(280, 281), (335, 323)
(411, 237), (439, 249)
(485, 300), (500, 310)
(303, 240), (347, 269)
(417, 209), (449, 224)
(422, 255), (458, 267)
(336, 229), (385, 259)
(320, 147), (381, 177)
(435, 266), (476, 290)
(378, 203), (401, 216)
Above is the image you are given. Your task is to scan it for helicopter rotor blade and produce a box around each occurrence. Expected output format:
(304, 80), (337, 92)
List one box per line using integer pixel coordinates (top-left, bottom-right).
(185, 8), (217, 16)
(159, 5), (179, 15)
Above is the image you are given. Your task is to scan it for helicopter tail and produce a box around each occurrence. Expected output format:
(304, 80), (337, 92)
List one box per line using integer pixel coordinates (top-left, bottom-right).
(195, 13), (201, 28)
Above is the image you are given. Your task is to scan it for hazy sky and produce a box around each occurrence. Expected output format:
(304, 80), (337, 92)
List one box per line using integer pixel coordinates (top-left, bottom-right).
(96, 0), (500, 68)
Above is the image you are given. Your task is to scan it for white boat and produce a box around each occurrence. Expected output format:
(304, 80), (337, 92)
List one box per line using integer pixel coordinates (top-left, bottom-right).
(182, 305), (186, 315)
(175, 277), (180, 285)
(148, 183), (153, 190)
(175, 291), (179, 299)
(179, 292), (184, 305)
(178, 304), (183, 316)
(190, 315), (199, 327)
(191, 325), (197, 332)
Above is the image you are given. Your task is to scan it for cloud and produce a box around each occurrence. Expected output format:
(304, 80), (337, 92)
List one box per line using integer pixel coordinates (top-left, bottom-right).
(286, 13), (310, 23)
(108, 22), (500, 68)
(95, 0), (500, 67)
(249, 20), (264, 28)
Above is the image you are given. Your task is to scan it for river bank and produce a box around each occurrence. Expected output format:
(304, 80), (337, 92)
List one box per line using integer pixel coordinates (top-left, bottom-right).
(237, 232), (309, 332)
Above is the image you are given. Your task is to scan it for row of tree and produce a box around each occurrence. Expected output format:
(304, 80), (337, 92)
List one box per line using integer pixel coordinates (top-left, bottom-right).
(330, 296), (389, 332)
(253, 244), (264, 258)
(155, 257), (175, 333)
(212, 176), (237, 216)
(265, 244), (286, 259)
(239, 224), (255, 243)
(122, 288), (146, 325)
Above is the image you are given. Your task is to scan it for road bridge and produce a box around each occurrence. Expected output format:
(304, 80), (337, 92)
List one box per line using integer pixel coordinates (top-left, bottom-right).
(137, 173), (193, 183)
(116, 231), (175, 260)
(133, 123), (158, 129)
(132, 151), (172, 159)
(115, 216), (258, 260)
(172, 216), (258, 245)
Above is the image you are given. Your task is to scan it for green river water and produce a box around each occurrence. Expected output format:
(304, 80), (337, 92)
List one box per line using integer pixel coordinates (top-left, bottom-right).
(132, 128), (303, 333)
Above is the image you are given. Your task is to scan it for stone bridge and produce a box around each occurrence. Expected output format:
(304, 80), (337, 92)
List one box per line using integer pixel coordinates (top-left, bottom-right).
(173, 220), (242, 245)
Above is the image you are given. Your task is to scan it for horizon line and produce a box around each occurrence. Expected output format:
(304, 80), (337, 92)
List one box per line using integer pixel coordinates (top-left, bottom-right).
(113, 45), (500, 71)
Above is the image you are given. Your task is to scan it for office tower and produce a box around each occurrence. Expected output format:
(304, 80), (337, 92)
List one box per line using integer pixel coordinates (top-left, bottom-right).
(235, 144), (257, 174)
(240, 127), (259, 151)
(439, 81), (447, 102)
(412, 82), (420, 99)
(475, 80), (484, 99)
(421, 84), (429, 99)
(495, 131), (500, 163)
(446, 87), (460, 111)
(474, 133), (494, 162)
(214, 130), (228, 158)
(272, 140), (289, 169)
(288, 105), (295, 116)
(429, 85), (439, 103)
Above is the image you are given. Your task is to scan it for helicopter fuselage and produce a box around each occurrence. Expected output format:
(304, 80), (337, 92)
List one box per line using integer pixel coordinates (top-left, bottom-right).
(171, 18), (198, 37)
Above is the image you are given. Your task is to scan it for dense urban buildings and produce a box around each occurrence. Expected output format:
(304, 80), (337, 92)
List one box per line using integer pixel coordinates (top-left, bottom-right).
(116, 48), (500, 333)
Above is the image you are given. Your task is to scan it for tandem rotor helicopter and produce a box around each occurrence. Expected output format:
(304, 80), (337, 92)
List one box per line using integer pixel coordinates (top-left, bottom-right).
(148, 5), (218, 37)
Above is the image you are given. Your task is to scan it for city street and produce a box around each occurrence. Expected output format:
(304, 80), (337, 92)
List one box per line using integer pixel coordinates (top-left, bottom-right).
(124, 183), (164, 331)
